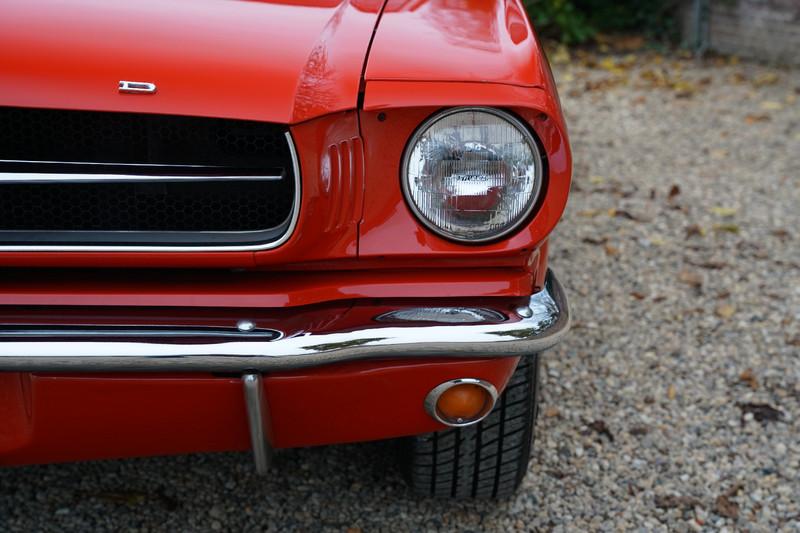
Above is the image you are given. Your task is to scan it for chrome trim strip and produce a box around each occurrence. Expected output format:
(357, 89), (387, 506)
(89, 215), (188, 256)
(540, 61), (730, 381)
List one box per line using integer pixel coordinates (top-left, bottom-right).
(0, 131), (302, 252)
(0, 270), (568, 373)
(119, 81), (157, 94)
(0, 173), (284, 184)
(424, 378), (498, 427)
(0, 325), (280, 340)
(2, 160), (237, 168)
(242, 373), (273, 475)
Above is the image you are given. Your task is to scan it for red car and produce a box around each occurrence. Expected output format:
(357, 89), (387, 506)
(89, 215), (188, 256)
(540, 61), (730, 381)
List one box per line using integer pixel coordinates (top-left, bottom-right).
(0, 0), (571, 498)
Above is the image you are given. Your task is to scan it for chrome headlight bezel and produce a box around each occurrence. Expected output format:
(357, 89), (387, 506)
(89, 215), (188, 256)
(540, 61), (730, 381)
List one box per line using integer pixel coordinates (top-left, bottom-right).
(400, 107), (545, 244)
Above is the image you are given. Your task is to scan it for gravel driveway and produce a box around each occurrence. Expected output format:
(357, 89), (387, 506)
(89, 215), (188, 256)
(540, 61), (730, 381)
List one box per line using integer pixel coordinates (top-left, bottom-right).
(1, 53), (798, 532)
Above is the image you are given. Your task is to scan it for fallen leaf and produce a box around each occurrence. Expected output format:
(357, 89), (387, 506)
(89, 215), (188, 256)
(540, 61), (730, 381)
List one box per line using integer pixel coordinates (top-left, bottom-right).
(738, 403), (783, 425)
(715, 494), (739, 519)
(589, 175), (605, 184)
(586, 420), (614, 442)
(713, 223), (740, 234)
(739, 368), (758, 390)
(710, 206), (737, 217)
(715, 304), (736, 319)
(631, 291), (646, 300)
(613, 209), (639, 221)
(667, 384), (677, 400)
(679, 270), (703, 288)
(729, 72), (747, 84)
(582, 236), (608, 245)
(655, 494), (701, 510)
(685, 224), (705, 238)
(686, 259), (727, 270)
(760, 100), (783, 111)
(745, 114), (771, 124)
(544, 406), (560, 418)
(771, 229), (791, 240)
(753, 72), (779, 87)
(604, 244), (620, 256)
(668, 184), (681, 200)
(551, 44), (571, 65)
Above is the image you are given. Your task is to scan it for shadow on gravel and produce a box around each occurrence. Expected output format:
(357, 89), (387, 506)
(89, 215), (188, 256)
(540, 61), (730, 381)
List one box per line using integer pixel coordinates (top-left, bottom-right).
(1, 441), (518, 531)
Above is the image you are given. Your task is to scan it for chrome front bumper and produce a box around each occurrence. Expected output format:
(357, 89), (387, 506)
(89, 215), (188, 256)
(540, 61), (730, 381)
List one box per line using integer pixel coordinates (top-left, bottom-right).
(0, 270), (569, 373)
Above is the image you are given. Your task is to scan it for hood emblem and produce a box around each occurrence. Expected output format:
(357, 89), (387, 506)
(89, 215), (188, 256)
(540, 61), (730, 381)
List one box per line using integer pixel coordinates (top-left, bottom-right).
(118, 81), (157, 94)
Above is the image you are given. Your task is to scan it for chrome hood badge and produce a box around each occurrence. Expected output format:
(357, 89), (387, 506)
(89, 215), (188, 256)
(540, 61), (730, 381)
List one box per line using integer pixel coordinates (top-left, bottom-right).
(118, 81), (156, 94)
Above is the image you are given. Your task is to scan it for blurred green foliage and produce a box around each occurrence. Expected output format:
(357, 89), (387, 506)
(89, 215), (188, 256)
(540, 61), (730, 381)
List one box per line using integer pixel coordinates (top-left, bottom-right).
(525, 0), (680, 44)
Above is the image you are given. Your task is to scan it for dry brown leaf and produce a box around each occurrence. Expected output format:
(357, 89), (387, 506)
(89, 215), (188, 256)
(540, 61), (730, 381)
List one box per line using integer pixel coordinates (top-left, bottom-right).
(655, 494), (701, 510)
(685, 224), (705, 238)
(745, 114), (771, 124)
(668, 184), (681, 200)
(582, 236), (608, 245)
(715, 304), (736, 319)
(715, 494), (739, 519)
(544, 406), (560, 418)
(753, 72), (779, 87)
(679, 270), (703, 288)
(604, 244), (620, 256)
(739, 368), (758, 390)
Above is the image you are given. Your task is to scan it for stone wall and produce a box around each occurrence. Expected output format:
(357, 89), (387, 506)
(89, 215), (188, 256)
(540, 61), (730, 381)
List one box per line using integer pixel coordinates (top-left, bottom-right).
(683, 0), (800, 65)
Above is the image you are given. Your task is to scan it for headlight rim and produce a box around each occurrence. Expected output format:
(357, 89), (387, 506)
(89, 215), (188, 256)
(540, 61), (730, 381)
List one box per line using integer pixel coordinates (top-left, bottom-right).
(400, 106), (545, 244)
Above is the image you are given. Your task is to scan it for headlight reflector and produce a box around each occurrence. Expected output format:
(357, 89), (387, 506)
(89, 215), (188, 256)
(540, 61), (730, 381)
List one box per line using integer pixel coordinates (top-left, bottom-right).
(402, 108), (543, 242)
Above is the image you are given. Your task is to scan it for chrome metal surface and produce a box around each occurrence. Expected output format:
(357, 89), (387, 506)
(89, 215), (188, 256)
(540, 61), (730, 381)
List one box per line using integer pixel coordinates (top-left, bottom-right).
(237, 320), (256, 332)
(0, 131), (302, 252)
(516, 306), (533, 319)
(424, 378), (499, 427)
(0, 325), (280, 340)
(376, 307), (506, 324)
(0, 174), (283, 184)
(242, 373), (272, 475)
(0, 269), (568, 372)
(118, 81), (157, 94)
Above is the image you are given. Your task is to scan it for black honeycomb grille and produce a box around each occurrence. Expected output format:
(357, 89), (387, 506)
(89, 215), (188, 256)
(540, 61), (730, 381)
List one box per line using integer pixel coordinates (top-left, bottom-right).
(0, 181), (293, 232)
(0, 107), (297, 247)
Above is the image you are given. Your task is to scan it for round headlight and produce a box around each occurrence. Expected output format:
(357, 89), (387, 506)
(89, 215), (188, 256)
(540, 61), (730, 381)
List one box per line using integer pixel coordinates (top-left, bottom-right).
(402, 107), (543, 243)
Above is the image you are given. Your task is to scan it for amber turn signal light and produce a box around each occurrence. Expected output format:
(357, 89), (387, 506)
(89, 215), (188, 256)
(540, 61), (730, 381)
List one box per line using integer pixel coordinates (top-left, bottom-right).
(424, 378), (498, 427)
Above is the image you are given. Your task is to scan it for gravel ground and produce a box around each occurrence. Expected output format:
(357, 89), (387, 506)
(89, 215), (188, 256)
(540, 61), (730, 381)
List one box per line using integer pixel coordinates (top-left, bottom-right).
(1, 53), (799, 532)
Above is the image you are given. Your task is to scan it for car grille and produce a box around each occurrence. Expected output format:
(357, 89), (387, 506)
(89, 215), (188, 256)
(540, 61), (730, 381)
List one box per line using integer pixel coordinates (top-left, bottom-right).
(0, 107), (298, 248)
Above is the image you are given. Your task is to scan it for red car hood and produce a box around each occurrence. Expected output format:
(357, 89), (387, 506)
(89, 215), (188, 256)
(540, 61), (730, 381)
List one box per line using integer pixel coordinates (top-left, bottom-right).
(0, 0), (384, 124)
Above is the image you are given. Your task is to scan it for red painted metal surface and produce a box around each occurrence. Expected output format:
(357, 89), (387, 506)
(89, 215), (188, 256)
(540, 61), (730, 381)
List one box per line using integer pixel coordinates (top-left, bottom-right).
(357, 92), (570, 261)
(0, 267), (536, 307)
(0, 0), (382, 124)
(368, 0), (548, 88)
(0, 357), (519, 465)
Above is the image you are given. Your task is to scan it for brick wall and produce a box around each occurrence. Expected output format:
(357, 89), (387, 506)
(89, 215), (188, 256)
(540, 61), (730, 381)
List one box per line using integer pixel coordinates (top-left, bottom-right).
(683, 0), (800, 65)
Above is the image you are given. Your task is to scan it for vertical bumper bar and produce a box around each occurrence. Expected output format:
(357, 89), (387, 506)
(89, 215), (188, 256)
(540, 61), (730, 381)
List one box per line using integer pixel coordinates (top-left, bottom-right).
(242, 373), (272, 474)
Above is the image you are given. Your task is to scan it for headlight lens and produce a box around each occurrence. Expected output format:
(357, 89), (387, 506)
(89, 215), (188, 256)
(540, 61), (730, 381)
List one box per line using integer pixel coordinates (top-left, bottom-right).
(402, 108), (543, 242)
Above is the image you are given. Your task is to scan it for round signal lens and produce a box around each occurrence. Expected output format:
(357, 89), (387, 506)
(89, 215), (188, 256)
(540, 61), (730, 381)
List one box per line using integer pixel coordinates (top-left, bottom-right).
(402, 108), (543, 242)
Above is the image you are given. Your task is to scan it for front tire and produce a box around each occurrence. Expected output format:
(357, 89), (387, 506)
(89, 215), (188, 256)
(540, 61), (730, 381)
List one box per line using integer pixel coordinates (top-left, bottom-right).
(403, 354), (541, 499)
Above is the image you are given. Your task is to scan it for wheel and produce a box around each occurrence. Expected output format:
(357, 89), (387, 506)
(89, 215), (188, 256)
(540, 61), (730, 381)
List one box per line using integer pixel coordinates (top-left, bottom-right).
(402, 354), (541, 499)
